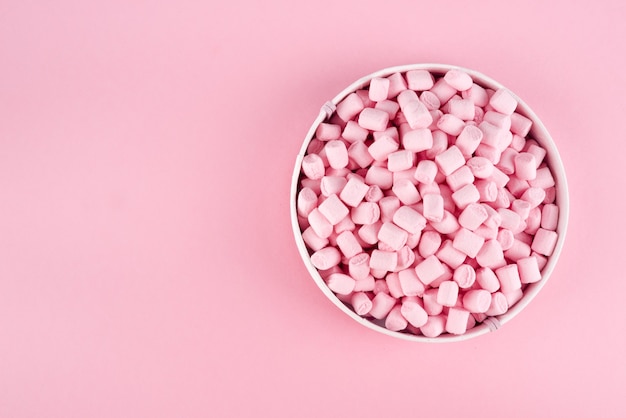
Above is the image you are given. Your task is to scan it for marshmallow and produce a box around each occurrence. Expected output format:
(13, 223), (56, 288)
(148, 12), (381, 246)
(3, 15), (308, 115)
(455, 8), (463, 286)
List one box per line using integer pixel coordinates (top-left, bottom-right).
(414, 160), (439, 184)
(418, 230), (442, 258)
(336, 231), (363, 258)
(396, 245), (416, 270)
(392, 205), (427, 234)
(350, 292), (373, 316)
(379, 196), (401, 223)
(301, 154), (325, 180)
(365, 166), (393, 189)
(385, 272), (404, 299)
(446, 307), (470, 335)
(437, 280), (459, 307)
(430, 210), (461, 234)
(436, 239), (466, 269)
(541, 204), (559, 231)
(422, 193), (444, 222)
(378, 222), (409, 251)
(531, 228), (558, 256)
(444, 69), (473, 91)
(453, 228), (485, 258)
(406, 70), (434, 91)
(485, 292), (509, 316)
(458, 203), (489, 231)
(320, 176), (347, 197)
(476, 239), (505, 269)
(336, 92), (364, 122)
(514, 152), (537, 180)
(297, 187), (318, 217)
(474, 180), (497, 202)
(495, 264), (522, 293)
(316, 123), (342, 141)
(308, 208), (333, 238)
(451, 183), (480, 209)
(375, 100), (400, 119)
(401, 300), (428, 327)
(437, 114), (465, 136)
(517, 256), (542, 284)
(386, 72), (408, 98)
(446, 166), (475, 192)
(420, 91), (441, 110)
(343, 120), (369, 143)
(402, 128), (434, 152)
(453, 264), (476, 289)
(402, 99), (433, 129)
(392, 178), (421, 205)
(489, 89), (517, 115)
(326, 273), (356, 295)
(348, 141), (374, 168)
(340, 177), (370, 207)
(420, 314), (446, 337)
(348, 253), (370, 280)
(398, 268), (426, 297)
(351, 202), (380, 225)
(358, 108), (390, 132)
(301, 227), (329, 252)
(318, 194), (349, 225)
(385, 306), (408, 331)
(510, 112), (532, 136)
(476, 267), (500, 292)
(369, 77), (390, 102)
(430, 77), (458, 104)
(435, 145), (465, 176)
(463, 289), (491, 313)
(370, 249), (398, 272)
(415, 255), (446, 285)
(387, 150), (415, 172)
(448, 98), (475, 121)
(369, 292), (397, 319)
(462, 83), (489, 107)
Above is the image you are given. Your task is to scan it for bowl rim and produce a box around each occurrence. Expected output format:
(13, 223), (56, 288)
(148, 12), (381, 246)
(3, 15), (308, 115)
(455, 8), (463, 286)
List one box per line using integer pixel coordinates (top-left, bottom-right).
(290, 63), (570, 342)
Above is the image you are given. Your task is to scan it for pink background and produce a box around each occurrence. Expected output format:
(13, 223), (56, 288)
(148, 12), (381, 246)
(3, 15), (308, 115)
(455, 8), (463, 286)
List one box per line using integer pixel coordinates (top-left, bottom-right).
(1, 1), (624, 416)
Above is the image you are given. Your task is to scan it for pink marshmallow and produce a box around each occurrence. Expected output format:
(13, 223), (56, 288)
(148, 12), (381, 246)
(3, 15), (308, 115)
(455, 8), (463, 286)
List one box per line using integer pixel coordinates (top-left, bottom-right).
(453, 264), (476, 289)
(448, 98), (475, 121)
(326, 273), (356, 295)
(301, 227), (329, 251)
(420, 90), (441, 110)
(514, 152), (537, 180)
(402, 128), (433, 152)
(446, 166), (475, 192)
(435, 145), (465, 176)
(415, 255), (446, 285)
(378, 222), (409, 251)
(436, 239), (466, 269)
(517, 256), (542, 284)
(386, 72), (408, 98)
(297, 187), (318, 218)
(402, 99), (433, 129)
(335, 231), (363, 258)
(476, 267), (500, 293)
(430, 77), (458, 104)
(310, 247), (341, 270)
(369, 292), (397, 319)
(444, 69), (473, 91)
(392, 205), (427, 234)
(318, 194), (349, 225)
(446, 307), (470, 335)
(316, 123), (342, 141)
(453, 228), (486, 258)
(437, 280), (459, 307)
(358, 108), (390, 132)
(458, 203), (489, 231)
(451, 183), (480, 209)
(495, 264), (522, 293)
(379, 196), (401, 223)
(368, 135), (399, 161)
(430, 210), (461, 234)
(420, 315), (446, 338)
(375, 100), (400, 119)
(418, 230), (442, 258)
(350, 292), (373, 316)
(475, 239), (505, 269)
(342, 120), (369, 142)
(414, 160), (439, 184)
(485, 292), (509, 316)
(369, 77), (390, 102)
(406, 69), (434, 91)
(489, 88), (518, 115)
(336, 92), (364, 122)
(462, 83), (489, 107)
(531, 228), (558, 256)
(369, 249), (398, 272)
(387, 150), (415, 172)
(401, 300), (428, 327)
(437, 114), (465, 136)
(348, 141), (374, 168)
(474, 179), (498, 202)
(301, 153), (325, 180)
(398, 268), (425, 297)
(339, 177), (369, 207)
(510, 112), (532, 136)
(348, 253), (370, 280)
(463, 289), (491, 313)
(385, 306), (408, 331)
(541, 204), (559, 231)
(392, 178), (421, 205)
(422, 193), (444, 222)
(365, 166), (393, 189)
(308, 208), (333, 238)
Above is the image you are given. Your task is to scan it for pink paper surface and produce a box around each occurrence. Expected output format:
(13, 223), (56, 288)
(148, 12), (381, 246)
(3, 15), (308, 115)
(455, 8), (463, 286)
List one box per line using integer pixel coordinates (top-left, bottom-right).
(1, 1), (624, 417)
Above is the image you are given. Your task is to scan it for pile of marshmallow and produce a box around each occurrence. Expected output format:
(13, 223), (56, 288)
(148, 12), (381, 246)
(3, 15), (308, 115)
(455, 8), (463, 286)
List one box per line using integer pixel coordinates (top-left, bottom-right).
(296, 68), (559, 337)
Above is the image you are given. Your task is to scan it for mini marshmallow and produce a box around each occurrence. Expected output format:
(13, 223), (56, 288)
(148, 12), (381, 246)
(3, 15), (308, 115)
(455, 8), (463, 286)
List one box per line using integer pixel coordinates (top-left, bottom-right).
(422, 194), (444, 222)
(420, 90), (441, 110)
(406, 69), (434, 91)
(511, 199), (531, 221)
(435, 145), (465, 176)
(395, 245), (416, 270)
(415, 255), (446, 285)
(308, 208), (333, 238)
(318, 194), (349, 225)
(418, 230), (442, 258)
(463, 289), (491, 313)
(495, 264), (522, 293)
(520, 187), (546, 208)
(498, 148), (518, 175)
(336, 92), (364, 122)
(320, 176), (348, 197)
(385, 272), (404, 299)
(325, 140), (349, 169)
(358, 108), (390, 132)
(392, 178), (421, 205)
(420, 315), (446, 338)
(387, 150), (415, 172)
(357, 222), (382, 245)
(541, 204), (559, 231)
(386, 72), (407, 98)
(446, 307), (470, 335)
(476, 267), (500, 293)
(458, 203), (489, 231)
(340, 177), (370, 207)
(365, 185), (384, 203)
(455, 125), (484, 157)
(474, 179), (498, 202)
(437, 280), (459, 307)
(402, 99), (433, 129)
(326, 273), (356, 295)
(446, 166), (475, 192)
(368, 135), (399, 161)
(369, 292), (397, 319)
(426, 130), (449, 159)
(430, 77), (458, 104)
(351, 202), (381, 225)
(504, 239), (531, 262)
(342, 120), (369, 142)
(365, 166), (393, 189)
(453, 264), (476, 289)
(462, 83), (489, 107)
(316, 123), (342, 141)
(369, 77), (390, 102)
(517, 256), (542, 284)
(297, 187), (318, 217)
(476, 239), (505, 269)
(378, 222), (409, 251)
(485, 292), (509, 316)
(301, 227), (329, 252)
(525, 143), (547, 168)
(466, 156), (494, 179)
(453, 228), (485, 258)
(392, 205), (427, 234)
(514, 152), (537, 180)
(444, 69), (473, 91)
(483, 111), (511, 131)
(379, 196), (401, 223)
(397, 90), (419, 107)
(375, 100), (400, 119)
(310, 247), (341, 270)
(348, 253), (370, 280)
(497, 229), (515, 251)
(370, 249), (398, 272)
(398, 268), (425, 297)
(401, 300), (428, 327)
(510, 112), (532, 137)
(414, 160), (439, 184)
(402, 128), (433, 152)
(335, 231), (363, 258)
(430, 210), (461, 234)
(437, 114), (465, 136)
(350, 292), (373, 315)
(301, 154), (325, 180)
(348, 141), (374, 168)
(448, 98), (475, 121)
(528, 167), (555, 189)
(385, 306), (408, 331)
(489, 89), (518, 115)
(531, 228), (558, 256)
(451, 183), (480, 209)
(436, 239), (466, 269)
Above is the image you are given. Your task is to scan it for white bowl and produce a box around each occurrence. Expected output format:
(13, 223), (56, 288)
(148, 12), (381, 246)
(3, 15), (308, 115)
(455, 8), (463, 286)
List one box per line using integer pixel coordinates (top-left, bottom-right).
(291, 63), (569, 342)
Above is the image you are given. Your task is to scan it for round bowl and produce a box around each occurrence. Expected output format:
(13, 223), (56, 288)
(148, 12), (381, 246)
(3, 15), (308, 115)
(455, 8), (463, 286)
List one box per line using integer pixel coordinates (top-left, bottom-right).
(291, 63), (569, 342)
